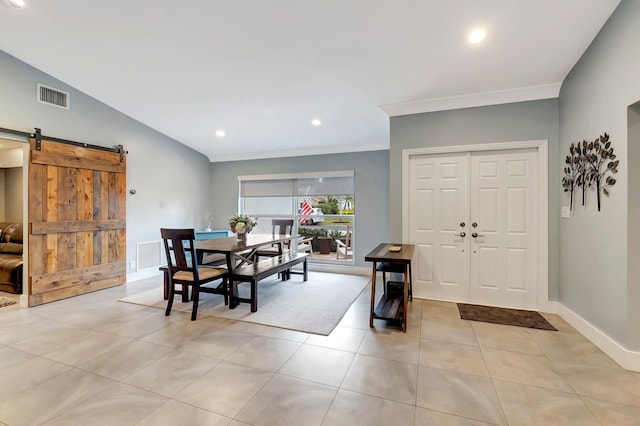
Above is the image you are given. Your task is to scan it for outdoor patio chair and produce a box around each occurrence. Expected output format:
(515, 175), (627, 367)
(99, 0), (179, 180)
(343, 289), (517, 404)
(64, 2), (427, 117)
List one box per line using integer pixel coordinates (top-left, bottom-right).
(336, 224), (353, 260)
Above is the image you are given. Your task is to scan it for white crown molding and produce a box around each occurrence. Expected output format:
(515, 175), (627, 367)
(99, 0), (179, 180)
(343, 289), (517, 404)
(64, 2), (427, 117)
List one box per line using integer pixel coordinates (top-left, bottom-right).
(380, 83), (562, 117)
(208, 141), (389, 163)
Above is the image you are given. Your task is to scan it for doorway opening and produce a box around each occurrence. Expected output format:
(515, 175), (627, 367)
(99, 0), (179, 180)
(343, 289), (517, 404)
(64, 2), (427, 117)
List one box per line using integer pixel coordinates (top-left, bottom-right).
(0, 136), (27, 305)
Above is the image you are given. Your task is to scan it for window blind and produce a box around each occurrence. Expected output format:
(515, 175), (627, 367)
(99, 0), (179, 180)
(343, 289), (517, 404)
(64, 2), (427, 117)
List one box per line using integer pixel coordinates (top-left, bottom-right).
(239, 171), (354, 197)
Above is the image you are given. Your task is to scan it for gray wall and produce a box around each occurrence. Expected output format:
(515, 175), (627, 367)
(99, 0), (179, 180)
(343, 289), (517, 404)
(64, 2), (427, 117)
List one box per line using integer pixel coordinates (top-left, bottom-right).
(0, 50), (212, 274)
(4, 167), (22, 222)
(209, 150), (389, 268)
(559, 0), (640, 349)
(389, 99), (560, 300)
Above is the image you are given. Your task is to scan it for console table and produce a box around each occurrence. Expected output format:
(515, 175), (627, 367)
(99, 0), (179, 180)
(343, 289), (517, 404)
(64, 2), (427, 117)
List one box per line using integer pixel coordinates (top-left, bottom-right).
(195, 230), (231, 240)
(365, 243), (415, 332)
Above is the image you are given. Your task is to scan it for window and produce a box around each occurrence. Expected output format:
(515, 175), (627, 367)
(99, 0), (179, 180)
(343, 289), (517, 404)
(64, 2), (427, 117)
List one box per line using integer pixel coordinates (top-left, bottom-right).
(238, 171), (355, 264)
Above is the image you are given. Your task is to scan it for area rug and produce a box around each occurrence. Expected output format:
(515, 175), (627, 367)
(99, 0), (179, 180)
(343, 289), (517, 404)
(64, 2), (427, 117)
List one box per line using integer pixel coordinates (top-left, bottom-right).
(120, 271), (370, 335)
(0, 297), (17, 308)
(457, 303), (557, 331)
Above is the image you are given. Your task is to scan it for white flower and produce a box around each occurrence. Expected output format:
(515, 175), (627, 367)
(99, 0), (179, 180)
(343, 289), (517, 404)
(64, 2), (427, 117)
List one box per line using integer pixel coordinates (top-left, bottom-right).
(235, 222), (245, 233)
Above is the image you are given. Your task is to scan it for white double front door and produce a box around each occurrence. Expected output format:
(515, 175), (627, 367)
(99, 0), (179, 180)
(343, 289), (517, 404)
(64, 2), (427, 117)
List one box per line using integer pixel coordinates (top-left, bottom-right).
(408, 148), (538, 309)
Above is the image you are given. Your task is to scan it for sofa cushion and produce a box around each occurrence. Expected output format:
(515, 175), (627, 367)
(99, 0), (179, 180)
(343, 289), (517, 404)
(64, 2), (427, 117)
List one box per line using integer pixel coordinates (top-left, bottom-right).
(0, 242), (22, 255)
(1, 224), (22, 244)
(0, 222), (13, 242)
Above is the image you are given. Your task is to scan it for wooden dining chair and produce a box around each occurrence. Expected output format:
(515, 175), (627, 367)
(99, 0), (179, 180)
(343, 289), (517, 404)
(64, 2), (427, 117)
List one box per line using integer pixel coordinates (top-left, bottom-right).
(161, 228), (229, 321)
(256, 219), (294, 258)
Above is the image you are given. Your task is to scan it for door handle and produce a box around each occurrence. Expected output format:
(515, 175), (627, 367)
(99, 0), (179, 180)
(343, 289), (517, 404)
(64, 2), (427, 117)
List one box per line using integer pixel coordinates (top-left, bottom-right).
(460, 222), (466, 227)
(459, 232), (466, 237)
(472, 232), (484, 238)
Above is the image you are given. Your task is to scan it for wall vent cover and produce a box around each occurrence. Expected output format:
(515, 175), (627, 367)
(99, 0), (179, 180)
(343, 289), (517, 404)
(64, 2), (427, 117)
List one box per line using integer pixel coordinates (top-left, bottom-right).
(37, 83), (69, 110)
(136, 240), (164, 271)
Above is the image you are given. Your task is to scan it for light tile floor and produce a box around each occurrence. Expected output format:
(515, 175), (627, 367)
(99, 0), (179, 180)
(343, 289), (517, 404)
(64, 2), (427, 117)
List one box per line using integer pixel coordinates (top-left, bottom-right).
(0, 276), (639, 425)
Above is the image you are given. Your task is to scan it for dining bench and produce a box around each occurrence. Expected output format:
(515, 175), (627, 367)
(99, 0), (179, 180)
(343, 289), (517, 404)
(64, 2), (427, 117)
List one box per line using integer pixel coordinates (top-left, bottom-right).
(230, 251), (309, 312)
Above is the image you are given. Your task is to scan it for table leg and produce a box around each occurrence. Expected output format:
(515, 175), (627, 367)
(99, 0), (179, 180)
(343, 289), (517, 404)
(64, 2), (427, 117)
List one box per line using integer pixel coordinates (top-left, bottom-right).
(225, 253), (239, 309)
(402, 263), (408, 332)
(369, 261), (377, 327)
(408, 262), (413, 301)
(229, 281), (239, 309)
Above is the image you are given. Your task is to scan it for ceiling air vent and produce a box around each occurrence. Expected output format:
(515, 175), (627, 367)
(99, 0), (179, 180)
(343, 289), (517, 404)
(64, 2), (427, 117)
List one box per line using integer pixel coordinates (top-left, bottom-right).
(37, 83), (69, 110)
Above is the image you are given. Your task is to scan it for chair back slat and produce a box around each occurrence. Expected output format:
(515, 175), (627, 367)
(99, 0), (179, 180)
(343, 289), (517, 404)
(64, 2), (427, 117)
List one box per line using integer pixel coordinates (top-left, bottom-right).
(270, 219), (294, 251)
(272, 219), (293, 236)
(161, 228), (197, 278)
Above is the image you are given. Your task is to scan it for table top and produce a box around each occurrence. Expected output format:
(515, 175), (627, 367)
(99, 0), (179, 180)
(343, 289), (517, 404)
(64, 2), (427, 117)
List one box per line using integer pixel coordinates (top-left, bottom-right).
(196, 233), (295, 254)
(364, 243), (415, 263)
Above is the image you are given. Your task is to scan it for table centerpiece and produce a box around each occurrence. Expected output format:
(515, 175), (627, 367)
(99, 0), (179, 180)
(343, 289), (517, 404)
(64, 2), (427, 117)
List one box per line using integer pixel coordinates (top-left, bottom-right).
(229, 213), (257, 239)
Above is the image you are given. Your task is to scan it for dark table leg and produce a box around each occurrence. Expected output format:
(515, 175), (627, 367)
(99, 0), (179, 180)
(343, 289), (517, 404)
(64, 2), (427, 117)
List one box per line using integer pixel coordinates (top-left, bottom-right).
(369, 261), (377, 327)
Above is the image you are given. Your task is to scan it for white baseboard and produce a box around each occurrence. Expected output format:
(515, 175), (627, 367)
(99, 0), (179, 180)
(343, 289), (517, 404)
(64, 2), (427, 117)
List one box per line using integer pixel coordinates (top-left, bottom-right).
(126, 269), (163, 283)
(557, 303), (640, 372)
(539, 300), (560, 314)
(308, 264), (369, 276)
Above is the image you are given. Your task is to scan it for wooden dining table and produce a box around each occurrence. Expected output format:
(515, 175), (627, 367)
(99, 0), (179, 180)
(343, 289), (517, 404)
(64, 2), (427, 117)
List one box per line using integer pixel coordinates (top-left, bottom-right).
(196, 233), (294, 265)
(196, 233), (297, 307)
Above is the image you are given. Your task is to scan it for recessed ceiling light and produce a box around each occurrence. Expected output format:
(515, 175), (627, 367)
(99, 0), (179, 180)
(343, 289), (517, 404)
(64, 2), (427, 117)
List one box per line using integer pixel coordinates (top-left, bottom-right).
(0, 0), (25, 7)
(311, 119), (322, 126)
(215, 130), (226, 138)
(468, 28), (486, 44)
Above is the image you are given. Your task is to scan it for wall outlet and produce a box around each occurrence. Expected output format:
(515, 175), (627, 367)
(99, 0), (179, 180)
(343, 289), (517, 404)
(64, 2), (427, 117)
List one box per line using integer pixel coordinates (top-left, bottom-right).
(561, 206), (571, 219)
(130, 260), (136, 269)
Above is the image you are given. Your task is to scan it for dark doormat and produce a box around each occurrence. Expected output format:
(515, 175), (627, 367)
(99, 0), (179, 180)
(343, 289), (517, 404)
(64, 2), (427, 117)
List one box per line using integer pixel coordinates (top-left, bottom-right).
(457, 303), (557, 331)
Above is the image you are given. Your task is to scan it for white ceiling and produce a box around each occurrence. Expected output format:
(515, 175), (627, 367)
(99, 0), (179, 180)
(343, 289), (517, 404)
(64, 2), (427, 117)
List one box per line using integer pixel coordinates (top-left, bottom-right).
(0, 0), (620, 162)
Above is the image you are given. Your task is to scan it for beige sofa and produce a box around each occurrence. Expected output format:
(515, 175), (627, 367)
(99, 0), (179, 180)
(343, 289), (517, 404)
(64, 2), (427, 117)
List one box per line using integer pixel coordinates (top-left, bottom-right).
(0, 222), (23, 294)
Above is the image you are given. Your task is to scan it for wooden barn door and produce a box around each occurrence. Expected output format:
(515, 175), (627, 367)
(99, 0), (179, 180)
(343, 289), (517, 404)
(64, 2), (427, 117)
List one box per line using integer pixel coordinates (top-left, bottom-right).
(28, 136), (126, 306)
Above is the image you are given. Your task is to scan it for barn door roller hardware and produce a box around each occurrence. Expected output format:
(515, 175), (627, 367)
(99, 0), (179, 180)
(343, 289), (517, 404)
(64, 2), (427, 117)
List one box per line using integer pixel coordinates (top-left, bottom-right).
(117, 144), (128, 162)
(30, 128), (126, 159)
(34, 127), (42, 151)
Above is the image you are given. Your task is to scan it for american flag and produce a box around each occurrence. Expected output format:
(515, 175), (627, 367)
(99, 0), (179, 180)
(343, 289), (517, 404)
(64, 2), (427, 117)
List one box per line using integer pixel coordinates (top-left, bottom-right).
(299, 196), (313, 224)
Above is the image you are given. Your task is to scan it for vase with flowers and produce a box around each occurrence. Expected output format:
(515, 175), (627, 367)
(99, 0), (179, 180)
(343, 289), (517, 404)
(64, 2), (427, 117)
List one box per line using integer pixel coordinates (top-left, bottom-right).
(229, 213), (257, 239)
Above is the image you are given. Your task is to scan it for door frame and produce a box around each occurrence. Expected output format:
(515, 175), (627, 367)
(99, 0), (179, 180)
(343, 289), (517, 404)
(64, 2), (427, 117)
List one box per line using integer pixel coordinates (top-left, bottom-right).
(402, 140), (549, 310)
(0, 131), (30, 307)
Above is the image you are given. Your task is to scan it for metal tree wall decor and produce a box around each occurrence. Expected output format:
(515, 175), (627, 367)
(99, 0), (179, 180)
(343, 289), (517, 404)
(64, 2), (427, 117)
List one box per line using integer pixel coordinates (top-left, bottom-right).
(562, 142), (581, 211)
(563, 132), (619, 211)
